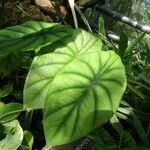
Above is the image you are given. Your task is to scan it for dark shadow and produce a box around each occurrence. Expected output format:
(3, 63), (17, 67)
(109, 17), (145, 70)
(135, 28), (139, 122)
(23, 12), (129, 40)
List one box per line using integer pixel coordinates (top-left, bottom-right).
(37, 28), (81, 56)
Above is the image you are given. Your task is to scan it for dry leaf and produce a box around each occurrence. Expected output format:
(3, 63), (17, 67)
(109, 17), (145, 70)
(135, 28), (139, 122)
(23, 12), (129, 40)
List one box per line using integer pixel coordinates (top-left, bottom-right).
(34, 0), (67, 17)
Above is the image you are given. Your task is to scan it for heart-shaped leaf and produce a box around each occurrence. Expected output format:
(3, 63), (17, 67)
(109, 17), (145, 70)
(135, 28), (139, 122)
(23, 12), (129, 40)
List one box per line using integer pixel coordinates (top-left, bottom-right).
(24, 29), (102, 109)
(0, 21), (72, 55)
(24, 29), (126, 146)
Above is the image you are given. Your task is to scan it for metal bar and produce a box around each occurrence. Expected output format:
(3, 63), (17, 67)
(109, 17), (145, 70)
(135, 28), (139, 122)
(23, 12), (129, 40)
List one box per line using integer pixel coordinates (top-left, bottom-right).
(96, 5), (150, 34)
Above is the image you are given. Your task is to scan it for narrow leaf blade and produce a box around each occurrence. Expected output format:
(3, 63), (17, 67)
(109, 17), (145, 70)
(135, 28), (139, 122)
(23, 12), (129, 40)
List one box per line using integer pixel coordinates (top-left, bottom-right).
(0, 21), (72, 55)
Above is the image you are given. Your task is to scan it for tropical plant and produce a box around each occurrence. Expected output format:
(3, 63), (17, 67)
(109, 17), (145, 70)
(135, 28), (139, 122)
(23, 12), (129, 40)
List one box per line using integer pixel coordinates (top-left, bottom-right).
(0, 20), (127, 149)
(0, 1), (150, 149)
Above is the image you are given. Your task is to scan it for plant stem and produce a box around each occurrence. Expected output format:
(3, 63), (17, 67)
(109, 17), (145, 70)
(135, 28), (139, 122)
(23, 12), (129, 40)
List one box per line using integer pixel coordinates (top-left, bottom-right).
(75, 4), (92, 32)
(68, 0), (78, 28)
(25, 109), (33, 129)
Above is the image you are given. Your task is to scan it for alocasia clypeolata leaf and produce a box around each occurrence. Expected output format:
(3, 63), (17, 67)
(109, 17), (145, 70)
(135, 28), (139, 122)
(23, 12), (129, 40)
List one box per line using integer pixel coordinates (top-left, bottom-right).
(24, 29), (102, 109)
(24, 29), (126, 146)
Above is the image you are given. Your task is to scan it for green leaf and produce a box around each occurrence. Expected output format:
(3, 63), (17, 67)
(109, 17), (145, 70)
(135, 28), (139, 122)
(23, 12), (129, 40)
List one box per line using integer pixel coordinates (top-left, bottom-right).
(133, 114), (149, 145)
(118, 107), (133, 115)
(145, 36), (150, 64)
(120, 131), (136, 149)
(0, 120), (23, 150)
(125, 33), (145, 55)
(0, 21), (72, 55)
(98, 16), (106, 39)
(0, 84), (13, 98)
(110, 114), (123, 135)
(0, 52), (24, 75)
(75, 4), (92, 32)
(37, 38), (67, 55)
(24, 29), (126, 146)
(0, 102), (4, 109)
(127, 84), (145, 99)
(118, 31), (128, 57)
(24, 29), (103, 109)
(92, 127), (117, 150)
(0, 103), (23, 123)
(139, 73), (150, 85)
(20, 131), (34, 150)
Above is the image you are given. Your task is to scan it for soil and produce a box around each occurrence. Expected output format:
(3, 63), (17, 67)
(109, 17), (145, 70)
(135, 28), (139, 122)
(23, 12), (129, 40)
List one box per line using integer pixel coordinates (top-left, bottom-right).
(0, 0), (53, 28)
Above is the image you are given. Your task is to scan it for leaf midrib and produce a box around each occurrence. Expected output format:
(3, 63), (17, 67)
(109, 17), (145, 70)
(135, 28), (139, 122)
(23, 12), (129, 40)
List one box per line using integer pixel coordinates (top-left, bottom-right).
(44, 53), (122, 139)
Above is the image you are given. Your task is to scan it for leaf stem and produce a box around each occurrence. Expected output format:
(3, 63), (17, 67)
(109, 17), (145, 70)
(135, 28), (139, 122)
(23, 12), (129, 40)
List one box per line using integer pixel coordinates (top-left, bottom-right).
(68, 0), (78, 28)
